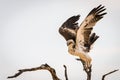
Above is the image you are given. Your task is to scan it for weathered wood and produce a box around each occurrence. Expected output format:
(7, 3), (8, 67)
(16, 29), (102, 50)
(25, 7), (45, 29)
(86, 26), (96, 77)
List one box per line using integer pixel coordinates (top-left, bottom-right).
(63, 65), (68, 80)
(76, 58), (92, 80)
(7, 64), (60, 80)
(102, 69), (119, 80)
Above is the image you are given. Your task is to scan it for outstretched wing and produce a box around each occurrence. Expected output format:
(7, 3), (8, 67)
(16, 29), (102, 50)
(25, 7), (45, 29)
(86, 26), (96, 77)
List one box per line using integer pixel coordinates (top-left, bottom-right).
(76, 5), (107, 51)
(59, 15), (80, 41)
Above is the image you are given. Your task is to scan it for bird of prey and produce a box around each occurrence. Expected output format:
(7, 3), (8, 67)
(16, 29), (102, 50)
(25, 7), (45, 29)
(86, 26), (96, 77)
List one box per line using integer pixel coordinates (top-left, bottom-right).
(59, 5), (107, 69)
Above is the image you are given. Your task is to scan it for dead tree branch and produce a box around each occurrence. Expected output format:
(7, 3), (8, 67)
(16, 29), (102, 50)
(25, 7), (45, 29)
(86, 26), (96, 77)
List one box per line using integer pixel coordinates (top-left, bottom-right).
(7, 63), (60, 80)
(63, 65), (68, 80)
(102, 69), (119, 80)
(76, 58), (92, 80)
(7, 62), (119, 80)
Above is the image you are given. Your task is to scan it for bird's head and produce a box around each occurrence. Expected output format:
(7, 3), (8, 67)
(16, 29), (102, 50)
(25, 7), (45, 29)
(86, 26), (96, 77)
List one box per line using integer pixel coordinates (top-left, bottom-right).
(67, 39), (75, 46)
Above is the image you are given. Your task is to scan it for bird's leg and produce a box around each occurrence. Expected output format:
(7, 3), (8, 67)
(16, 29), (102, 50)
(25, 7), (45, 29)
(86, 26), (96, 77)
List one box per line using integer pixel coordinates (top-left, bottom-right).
(76, 58), (92, 80)
(67, 39), (92, 70)
(77, 53), (92, 71)
(85, 58), (92, 72)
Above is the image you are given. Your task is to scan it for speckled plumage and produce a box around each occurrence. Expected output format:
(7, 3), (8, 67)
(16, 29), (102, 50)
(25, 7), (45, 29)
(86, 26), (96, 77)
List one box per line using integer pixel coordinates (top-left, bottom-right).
(59, 5), (107, 69)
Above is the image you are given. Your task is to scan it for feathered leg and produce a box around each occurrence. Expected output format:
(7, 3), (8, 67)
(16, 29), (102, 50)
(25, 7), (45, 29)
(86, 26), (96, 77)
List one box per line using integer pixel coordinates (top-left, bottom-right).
(67, 39), (92, 70)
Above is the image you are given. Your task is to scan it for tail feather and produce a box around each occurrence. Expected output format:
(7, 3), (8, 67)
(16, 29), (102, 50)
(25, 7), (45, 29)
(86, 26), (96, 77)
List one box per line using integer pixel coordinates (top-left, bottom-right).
(89, 33), (99, 45)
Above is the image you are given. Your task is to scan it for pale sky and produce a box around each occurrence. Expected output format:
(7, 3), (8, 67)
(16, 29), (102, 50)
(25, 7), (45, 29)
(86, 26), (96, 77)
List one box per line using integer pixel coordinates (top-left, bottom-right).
(0, 0), (120, 80)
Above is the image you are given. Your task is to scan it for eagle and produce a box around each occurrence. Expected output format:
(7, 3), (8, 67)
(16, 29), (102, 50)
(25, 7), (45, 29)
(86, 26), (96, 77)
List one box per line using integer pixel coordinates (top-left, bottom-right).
(59, 5), (107, 69)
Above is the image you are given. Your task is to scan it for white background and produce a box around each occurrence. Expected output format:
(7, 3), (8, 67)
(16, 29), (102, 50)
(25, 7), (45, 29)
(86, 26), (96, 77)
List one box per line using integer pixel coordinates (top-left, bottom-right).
(0, 0), (120, 80)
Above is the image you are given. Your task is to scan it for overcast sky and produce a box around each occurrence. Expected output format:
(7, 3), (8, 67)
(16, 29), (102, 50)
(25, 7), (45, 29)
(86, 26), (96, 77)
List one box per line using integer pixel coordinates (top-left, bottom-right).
(0, 0), (120, 80)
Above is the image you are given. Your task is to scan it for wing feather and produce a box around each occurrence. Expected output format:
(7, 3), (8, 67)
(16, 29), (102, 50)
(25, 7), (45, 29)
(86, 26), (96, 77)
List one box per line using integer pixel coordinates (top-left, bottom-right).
(59, 15), (80, 41)
(76, 5), (107, 51)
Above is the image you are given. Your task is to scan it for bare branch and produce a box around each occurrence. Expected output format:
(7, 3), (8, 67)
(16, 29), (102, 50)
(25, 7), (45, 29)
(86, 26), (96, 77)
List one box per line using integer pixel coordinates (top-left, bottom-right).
(76, 58), (92, 80)
(7, 63), (60, 80)
(63, 65), (68, 80)
(102, 69), (119, 80)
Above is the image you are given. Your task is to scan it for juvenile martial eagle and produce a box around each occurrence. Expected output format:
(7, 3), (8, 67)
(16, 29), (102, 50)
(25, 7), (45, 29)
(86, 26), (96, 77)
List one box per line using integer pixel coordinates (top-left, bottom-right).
(59, 5), (107, 69)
